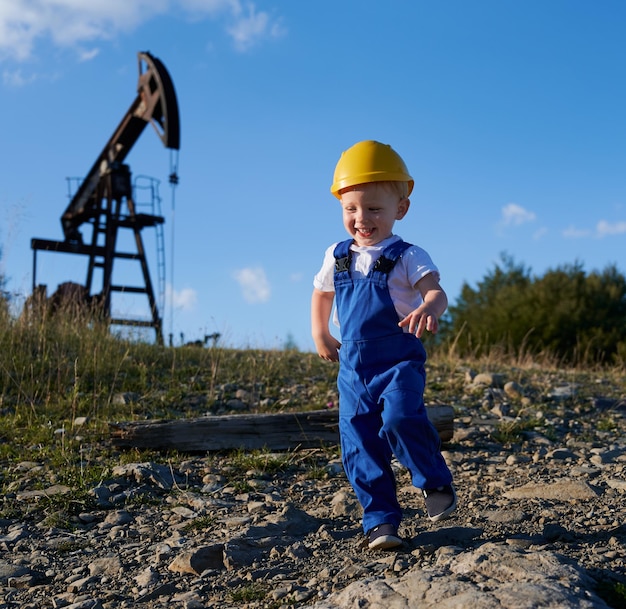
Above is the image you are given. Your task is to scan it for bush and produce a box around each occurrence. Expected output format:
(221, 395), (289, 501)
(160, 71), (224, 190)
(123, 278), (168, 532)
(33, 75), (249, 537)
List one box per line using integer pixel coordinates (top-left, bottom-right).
(441, 254), (626, 365)
(0, 245), (11, 328)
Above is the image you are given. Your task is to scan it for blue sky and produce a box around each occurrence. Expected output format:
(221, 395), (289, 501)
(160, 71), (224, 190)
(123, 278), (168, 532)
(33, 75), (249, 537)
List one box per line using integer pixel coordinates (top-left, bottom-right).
(1, 1), (625, 351)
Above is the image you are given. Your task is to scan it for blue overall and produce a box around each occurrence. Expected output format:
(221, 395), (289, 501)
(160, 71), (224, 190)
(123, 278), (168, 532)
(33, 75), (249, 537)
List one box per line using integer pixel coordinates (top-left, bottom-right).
(333, 238), (452, 533)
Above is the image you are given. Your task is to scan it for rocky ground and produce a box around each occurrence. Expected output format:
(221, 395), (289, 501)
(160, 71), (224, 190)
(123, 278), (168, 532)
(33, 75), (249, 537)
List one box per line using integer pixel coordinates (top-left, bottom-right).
(1, 366), (625, 608)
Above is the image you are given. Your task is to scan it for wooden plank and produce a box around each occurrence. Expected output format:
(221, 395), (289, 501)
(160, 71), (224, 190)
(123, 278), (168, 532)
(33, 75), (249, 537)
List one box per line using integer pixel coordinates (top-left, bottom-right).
(109, 405), (454, 452)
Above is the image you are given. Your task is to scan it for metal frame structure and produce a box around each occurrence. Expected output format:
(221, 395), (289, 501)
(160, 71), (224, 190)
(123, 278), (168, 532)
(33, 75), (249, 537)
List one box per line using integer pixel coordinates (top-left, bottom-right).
(31, 52), (180, 344)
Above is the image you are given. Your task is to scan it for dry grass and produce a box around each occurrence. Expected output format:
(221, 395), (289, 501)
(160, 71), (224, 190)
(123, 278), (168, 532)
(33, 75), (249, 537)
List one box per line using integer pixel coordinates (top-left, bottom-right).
(0, 308), (624, 518)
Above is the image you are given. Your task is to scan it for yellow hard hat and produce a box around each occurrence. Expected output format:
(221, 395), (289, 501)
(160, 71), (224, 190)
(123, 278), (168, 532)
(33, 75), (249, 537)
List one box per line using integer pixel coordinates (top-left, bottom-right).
(330, 140), (414, 199)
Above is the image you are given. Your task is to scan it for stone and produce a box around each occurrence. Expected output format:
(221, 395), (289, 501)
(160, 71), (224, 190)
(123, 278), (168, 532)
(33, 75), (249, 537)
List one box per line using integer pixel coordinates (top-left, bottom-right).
(168, 545), (225, 575)
(504, 479), (599, 501)
(3, 366), (625, 609)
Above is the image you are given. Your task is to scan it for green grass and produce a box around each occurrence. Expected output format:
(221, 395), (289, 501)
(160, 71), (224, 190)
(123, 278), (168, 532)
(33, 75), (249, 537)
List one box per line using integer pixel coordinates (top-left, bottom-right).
(228, 448), (294, 476)
(491, 416), (545, 445)
(1, 308), (625, 527)
(0, 312), (341, 521)
(596, 579), (626, 607)
(1, 309), (625, 608)
(181, 515), (217, 533)
(229, 582), (268, 603)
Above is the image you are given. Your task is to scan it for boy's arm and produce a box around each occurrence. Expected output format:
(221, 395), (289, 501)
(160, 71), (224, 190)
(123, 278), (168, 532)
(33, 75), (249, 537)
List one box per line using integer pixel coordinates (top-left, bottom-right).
(398, 273), (448, 338)
(311, 288), (341, 361)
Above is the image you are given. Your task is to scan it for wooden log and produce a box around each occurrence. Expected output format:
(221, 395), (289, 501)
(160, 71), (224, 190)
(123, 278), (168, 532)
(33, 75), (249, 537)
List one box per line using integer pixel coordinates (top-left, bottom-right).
(109, 405), (454, 452)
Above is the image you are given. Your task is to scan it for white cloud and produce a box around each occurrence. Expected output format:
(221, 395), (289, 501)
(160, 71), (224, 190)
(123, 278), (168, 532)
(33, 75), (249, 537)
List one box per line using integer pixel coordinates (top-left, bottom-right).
(0, 0), (164, 62)
(233, 266), (270, 303)
(562, 220), (626, 239)
(562, 225), (591, 238)
(596, 219), (626, 237)
(77, 48), (100, 62)
(0, 0), (283, 65)
(167, 284), (198, 311)
(3, 68), (37, 87)
(501, 203), (536, 226)
(179, 0), (238, 14)
(227, 2), (286, 52)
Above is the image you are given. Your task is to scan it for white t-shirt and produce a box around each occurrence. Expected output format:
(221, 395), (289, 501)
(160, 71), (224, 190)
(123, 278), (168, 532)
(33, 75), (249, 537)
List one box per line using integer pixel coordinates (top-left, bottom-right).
(313, 235), (440, 328)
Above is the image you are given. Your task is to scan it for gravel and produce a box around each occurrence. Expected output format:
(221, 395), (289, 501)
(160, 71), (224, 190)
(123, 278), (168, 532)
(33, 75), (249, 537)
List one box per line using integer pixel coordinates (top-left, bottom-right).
(1, 365), (625, 608)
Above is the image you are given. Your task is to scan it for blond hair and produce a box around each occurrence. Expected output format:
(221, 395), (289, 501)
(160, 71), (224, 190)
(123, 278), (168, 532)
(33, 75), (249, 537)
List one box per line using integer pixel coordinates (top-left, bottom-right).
(339, 180), (410, 200)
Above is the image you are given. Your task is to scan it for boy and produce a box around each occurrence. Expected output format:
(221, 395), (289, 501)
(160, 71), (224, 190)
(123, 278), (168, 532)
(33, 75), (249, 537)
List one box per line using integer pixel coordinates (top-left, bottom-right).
(311, 140), (456, 550)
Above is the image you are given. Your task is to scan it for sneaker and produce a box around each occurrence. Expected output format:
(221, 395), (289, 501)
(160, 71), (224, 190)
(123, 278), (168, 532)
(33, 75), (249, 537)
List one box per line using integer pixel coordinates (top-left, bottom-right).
(367, 523), (402, 550)
(422, 485), (457, 522)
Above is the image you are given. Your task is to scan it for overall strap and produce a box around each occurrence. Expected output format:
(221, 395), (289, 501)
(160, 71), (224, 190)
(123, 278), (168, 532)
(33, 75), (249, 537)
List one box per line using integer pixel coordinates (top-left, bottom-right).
(372, 240), (413, 275)
(333, 239), (353, 275)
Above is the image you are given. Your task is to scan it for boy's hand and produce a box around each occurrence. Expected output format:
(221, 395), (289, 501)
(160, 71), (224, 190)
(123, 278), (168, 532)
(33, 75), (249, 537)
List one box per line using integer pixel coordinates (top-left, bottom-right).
(399, 273), (448, 337)
(398, 306), (439, 338)
(314, 335), (341, 362)
(311, 289), (341, 361)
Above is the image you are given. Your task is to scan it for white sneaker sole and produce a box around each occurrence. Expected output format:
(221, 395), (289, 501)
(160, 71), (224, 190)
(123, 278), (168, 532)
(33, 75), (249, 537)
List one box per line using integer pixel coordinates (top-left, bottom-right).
(368, 534), (403, 550)
(428, 494), (457, 522)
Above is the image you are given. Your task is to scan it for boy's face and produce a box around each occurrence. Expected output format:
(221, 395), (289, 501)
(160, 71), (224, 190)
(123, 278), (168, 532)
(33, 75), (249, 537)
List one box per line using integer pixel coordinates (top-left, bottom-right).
(339, 183), (409, 247)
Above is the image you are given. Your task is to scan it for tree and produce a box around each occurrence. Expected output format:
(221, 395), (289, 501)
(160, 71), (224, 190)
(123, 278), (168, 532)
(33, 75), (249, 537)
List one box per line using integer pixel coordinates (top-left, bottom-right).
(0, 246), (9, 326)
(443, 253), (533, 355)
(442, 254), (626, 364)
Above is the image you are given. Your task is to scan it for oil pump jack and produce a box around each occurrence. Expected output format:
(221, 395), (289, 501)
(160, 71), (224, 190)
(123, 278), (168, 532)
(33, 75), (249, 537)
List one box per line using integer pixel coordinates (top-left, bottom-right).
(31, 52), (180, 344)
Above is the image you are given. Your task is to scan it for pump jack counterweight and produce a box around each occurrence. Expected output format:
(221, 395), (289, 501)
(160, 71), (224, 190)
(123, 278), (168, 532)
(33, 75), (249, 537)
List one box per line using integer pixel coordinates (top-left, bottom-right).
(30, 52), (180, 344)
